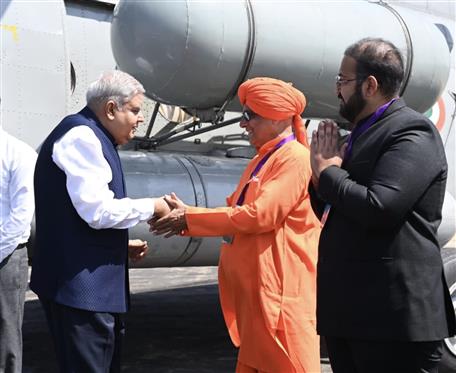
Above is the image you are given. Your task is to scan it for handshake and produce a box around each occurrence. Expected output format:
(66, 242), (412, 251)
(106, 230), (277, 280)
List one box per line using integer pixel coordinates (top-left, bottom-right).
(149, 192), (188, 238)
(128, 193), (188, 263)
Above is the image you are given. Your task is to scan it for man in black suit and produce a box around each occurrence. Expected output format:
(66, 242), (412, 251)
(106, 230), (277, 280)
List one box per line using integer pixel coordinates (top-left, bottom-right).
(309, 37), (456, 373)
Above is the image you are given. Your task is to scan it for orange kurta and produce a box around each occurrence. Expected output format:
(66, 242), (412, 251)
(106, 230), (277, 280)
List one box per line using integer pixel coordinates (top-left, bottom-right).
(184, 136), (321, 373)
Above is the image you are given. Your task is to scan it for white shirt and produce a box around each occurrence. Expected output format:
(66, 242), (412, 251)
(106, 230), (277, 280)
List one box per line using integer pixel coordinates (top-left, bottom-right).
(0, 128), (37, 262)
(52, 125), (155, 230)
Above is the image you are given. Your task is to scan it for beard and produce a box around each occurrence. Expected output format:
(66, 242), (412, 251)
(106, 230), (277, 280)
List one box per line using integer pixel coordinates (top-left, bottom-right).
(339, 86), (367, 123)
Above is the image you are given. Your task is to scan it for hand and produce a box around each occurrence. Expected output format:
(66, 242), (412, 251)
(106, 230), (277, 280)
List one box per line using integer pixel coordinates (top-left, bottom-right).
(128, 239), (148, 262)
(148, 193), (188, 238)
(153, 196), (172, 218)
(310, 120), (347, 185)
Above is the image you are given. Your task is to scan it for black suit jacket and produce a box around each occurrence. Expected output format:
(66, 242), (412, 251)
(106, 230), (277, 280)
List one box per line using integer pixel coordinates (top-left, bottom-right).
(310, 98), (456, 341)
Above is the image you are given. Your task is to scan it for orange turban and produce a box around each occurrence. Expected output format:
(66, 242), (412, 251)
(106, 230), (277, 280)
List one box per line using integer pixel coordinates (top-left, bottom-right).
(237, 77), (309, 147)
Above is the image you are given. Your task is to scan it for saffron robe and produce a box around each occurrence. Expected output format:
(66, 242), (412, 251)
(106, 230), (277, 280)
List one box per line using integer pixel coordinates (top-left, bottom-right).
(184, 136), (321, 373)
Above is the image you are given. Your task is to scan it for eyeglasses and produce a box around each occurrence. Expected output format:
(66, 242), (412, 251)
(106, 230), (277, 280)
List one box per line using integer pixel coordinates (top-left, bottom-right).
(241, 110), (257, 122)
(335, 75), (357, 86)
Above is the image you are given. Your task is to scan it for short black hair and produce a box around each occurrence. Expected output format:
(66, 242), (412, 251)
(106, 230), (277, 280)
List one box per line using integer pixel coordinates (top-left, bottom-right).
(345, 38), (404, 98)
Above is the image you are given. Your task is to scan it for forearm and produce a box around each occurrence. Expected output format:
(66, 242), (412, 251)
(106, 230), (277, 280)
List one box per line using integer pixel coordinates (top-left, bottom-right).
(185, 206), (238, 236)
(186, 198), (294, 236)
(54, 126), (156, 230)
(318, 166), (395, 228)
(186, 156), (310, 236)
(2, 153), (36, 260)
(79, 196), (155, 229)
(0, 207), (33, 261)
(0, 223), (28, 261)
(318, 158), (440, 229)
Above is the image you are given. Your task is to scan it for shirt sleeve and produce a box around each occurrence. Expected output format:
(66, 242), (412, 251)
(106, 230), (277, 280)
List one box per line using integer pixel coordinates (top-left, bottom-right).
(52, 126), (155, 229)
(0, 142), (37, 262)
(185, 148), (311, 236)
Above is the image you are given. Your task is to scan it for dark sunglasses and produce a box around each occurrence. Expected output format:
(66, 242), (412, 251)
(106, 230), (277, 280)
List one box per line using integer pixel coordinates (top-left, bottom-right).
(241, 110), (258, 122)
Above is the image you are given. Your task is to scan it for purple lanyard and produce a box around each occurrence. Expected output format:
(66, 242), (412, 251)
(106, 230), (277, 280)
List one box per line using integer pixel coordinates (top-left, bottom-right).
(344, 98), (396, 161)
(236, 134), (295, 206)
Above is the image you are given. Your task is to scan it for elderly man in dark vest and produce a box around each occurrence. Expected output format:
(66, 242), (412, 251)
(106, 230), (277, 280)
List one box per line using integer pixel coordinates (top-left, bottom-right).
(31, 70), (170, 373)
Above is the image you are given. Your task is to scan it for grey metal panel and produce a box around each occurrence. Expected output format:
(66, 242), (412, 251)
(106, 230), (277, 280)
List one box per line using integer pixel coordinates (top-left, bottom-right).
(441, 191), (456, 247)
(170, 156), (205, 265)
(64, 1), (116, 113)
(1, 0), (68, 148)
(389, 0), (455, 21)
(185, 154), (244, 208)
(8, 1), (66, 34)
(178, 153), (247, 266)
(396, 6), (451, 113)
(111, 0), (451, 118)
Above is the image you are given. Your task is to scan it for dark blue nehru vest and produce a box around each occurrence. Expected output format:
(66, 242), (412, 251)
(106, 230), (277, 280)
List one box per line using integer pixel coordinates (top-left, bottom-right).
(30, 107), (130, 313)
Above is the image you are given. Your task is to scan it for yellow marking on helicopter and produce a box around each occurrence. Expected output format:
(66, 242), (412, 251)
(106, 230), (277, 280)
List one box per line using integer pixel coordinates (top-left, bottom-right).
(1, 24), (18, 42)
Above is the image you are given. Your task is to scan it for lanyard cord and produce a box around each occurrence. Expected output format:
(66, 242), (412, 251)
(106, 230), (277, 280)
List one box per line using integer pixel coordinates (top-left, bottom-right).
(236, 134), (295, 206)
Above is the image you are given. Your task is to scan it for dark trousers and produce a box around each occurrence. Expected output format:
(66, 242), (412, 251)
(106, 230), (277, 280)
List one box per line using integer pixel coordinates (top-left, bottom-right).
(39, 298), (125, 373)
(0, 246), (28, 373)
(325, 336), (444, 373)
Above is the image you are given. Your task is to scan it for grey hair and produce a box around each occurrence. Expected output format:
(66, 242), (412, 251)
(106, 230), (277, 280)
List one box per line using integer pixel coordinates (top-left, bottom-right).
(86, 70), (145, 110)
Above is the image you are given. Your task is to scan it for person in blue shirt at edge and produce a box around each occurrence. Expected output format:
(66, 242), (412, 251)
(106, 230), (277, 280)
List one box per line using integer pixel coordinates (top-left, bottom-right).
(30, 70), (171, 373)
(309, 37), (456, 373)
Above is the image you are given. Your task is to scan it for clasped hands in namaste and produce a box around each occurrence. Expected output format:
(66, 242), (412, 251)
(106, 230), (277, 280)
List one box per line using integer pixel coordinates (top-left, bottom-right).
(310, 119), (347, 186)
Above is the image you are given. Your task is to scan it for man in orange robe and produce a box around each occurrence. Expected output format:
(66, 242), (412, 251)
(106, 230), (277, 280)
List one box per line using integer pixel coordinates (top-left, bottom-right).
(151, 77), (321, 373)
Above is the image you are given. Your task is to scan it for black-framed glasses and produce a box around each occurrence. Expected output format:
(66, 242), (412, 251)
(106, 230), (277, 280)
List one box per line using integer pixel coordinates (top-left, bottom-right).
(241, 110), (257, 122)
(335, 75), (357, 86)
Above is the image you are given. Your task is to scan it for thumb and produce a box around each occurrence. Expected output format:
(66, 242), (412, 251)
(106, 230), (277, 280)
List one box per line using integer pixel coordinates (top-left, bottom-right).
(170, 192), (181, 202)
(170, 192), (184, 206)
(164, 193), (180, 209)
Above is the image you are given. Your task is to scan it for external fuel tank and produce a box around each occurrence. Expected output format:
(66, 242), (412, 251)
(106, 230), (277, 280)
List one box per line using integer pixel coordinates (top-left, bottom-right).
(111, 0), (451, 118)
(108, 0), (455, 267)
